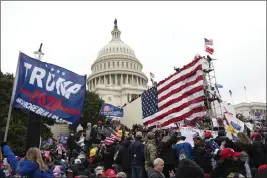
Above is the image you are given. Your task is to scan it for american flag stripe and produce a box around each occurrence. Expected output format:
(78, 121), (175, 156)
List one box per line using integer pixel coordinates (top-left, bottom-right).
(142, 56), (206, 128)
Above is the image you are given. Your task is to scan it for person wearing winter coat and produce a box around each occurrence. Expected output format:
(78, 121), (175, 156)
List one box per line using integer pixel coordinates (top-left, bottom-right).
(114, 136), (132, 177)
(148, 158), (166, 178)
(193, 136), (213, 174)
(173, 133), (193, 164)
(144, 132), (158, 176)
(129, 131), (145, 178)
(1, 142), (54, 178)
(158, 135), (176, 178)
(210, 148), (245, 178)
(215, 129), (236, 149)
(250, 133), (265, 168)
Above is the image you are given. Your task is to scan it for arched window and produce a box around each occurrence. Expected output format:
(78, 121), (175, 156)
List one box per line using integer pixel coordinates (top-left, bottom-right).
(130, 63), (132, 69)
(113, 61), (115, 67)
(126, 62), (128, 68)
(104, 63), (106, 69)
(122, 62), (124, 67)
(108, 62), (110, 68)
(100, 64), (102, 69)
(117, 61), (119, 67)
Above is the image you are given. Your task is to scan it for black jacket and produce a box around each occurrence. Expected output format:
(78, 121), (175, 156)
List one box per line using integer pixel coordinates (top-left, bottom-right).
(210, 159), (246, 178)
(115, 140), (132, 171)
(193, 144), (213, 173)
(251, 140), (265, 168)
(215, 136), (236, 149)
(158, 136), (176, 165)
(129, 139), (145, 166)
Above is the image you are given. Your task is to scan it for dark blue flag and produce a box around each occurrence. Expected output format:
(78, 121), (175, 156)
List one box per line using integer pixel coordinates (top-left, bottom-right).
(12, 52), (86, 125)
(100, 103), (124, 118)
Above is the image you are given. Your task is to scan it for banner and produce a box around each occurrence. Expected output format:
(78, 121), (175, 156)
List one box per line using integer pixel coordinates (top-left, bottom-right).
(100, 103), (123, 118)
(12, 52), (86, 125)
(180, 127), (218, 147)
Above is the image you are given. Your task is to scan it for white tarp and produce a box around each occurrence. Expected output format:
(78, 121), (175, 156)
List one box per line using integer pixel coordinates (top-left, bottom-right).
(180, 127), (218, 147)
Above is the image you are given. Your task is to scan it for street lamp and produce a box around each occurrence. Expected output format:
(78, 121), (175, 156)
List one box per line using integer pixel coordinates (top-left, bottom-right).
(25, 43), (44, 151)
(34, 43), (45, 60)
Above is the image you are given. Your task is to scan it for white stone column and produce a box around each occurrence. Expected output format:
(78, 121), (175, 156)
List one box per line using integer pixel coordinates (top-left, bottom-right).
(121, 74), (123, 85)
(126, 74), (128, 84)
(115, 74), (118, 85)
(104, 75), (106, 85)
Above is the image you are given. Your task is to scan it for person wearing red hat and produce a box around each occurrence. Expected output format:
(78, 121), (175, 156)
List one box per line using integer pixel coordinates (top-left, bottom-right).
(250, 132), (265, 169)
(210, 148), (244, 178)
(254, 164), (267, 178)
(105, 168), (117, 178)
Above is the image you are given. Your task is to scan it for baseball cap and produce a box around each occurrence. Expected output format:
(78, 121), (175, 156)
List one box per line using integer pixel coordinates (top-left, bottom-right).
(258, 164), (267, 171)
(219, 148), (242, 160)
(95, 166), (104, 175)
(135, 131), (142, 138)
(89, 148), (97, 157)
(204, 131), (212, 138)
(105, 169), (116, 177)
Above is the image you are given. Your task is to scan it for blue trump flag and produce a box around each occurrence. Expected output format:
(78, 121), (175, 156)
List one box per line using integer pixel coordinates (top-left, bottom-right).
(12, 52), (86, 125)
(100, 103), (123, 118)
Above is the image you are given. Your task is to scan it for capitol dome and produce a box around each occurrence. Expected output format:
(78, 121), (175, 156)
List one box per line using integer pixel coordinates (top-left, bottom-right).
(87, 19), (148, 107)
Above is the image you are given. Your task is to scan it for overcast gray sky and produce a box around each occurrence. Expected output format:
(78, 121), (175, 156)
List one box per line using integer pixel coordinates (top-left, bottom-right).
(1, 1), (266, 104)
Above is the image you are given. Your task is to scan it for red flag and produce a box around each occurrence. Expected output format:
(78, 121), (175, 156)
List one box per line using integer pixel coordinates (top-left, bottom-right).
(205, 46), (214, 55)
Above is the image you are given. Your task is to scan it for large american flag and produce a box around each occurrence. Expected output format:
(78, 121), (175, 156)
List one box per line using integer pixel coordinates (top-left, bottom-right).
(142, 56), (206, 128)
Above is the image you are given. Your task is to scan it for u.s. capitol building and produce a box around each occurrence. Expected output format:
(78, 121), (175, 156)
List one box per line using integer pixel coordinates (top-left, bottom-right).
(87, 19), (148, 106)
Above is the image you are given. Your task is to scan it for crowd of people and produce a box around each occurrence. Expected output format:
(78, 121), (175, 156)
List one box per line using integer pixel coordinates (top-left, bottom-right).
(0, 119), (266, 178)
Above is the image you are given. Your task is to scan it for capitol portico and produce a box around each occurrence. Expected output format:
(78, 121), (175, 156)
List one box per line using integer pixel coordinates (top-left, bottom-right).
(87, 19), (148, 106)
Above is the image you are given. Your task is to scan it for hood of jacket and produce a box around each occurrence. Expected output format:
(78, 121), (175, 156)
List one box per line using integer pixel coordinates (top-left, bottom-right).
(146, 139), (156, 146)
(18, 160), (54, 178)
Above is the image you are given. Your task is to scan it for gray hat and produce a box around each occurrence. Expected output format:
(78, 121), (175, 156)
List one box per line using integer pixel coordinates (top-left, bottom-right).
(147, 132), (155, 139)
(117, 172), (127, 178)
(135, 131), (142, 138)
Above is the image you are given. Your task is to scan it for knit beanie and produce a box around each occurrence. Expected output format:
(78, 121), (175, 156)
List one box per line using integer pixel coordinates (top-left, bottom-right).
(175, 159), (204, 178)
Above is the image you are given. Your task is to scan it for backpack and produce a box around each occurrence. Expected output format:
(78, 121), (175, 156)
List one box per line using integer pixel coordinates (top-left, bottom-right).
(178, 148), (187, 161)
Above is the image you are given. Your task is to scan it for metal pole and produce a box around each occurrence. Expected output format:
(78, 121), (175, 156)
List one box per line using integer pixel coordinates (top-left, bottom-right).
(244, 88), (248, 103)
(4, 53), (21, 141)
(4, 103), (13, 141)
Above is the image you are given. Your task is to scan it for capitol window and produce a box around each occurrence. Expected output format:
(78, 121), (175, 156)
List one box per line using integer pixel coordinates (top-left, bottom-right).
(100, 64), (102, 69)
(108, 97), (111, 101)
(113, 61), (115, 67)
(130, 63), (132, 69)
(108, 62), (110, 68)
(126, 62), (128, 68)
(122, 62), (124, 67)
(104, 63), (106, 69)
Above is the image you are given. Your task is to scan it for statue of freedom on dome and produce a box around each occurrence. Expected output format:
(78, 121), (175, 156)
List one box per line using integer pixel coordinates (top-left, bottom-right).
(114, 18), (117, 26)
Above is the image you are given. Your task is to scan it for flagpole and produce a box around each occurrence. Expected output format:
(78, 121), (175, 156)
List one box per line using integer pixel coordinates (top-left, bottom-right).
(244, 87), (248, 103)
(4, 53), (21, 141)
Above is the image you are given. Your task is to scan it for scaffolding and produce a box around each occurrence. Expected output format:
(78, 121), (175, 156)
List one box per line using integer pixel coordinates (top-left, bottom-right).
(202, 55), (224, 129)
